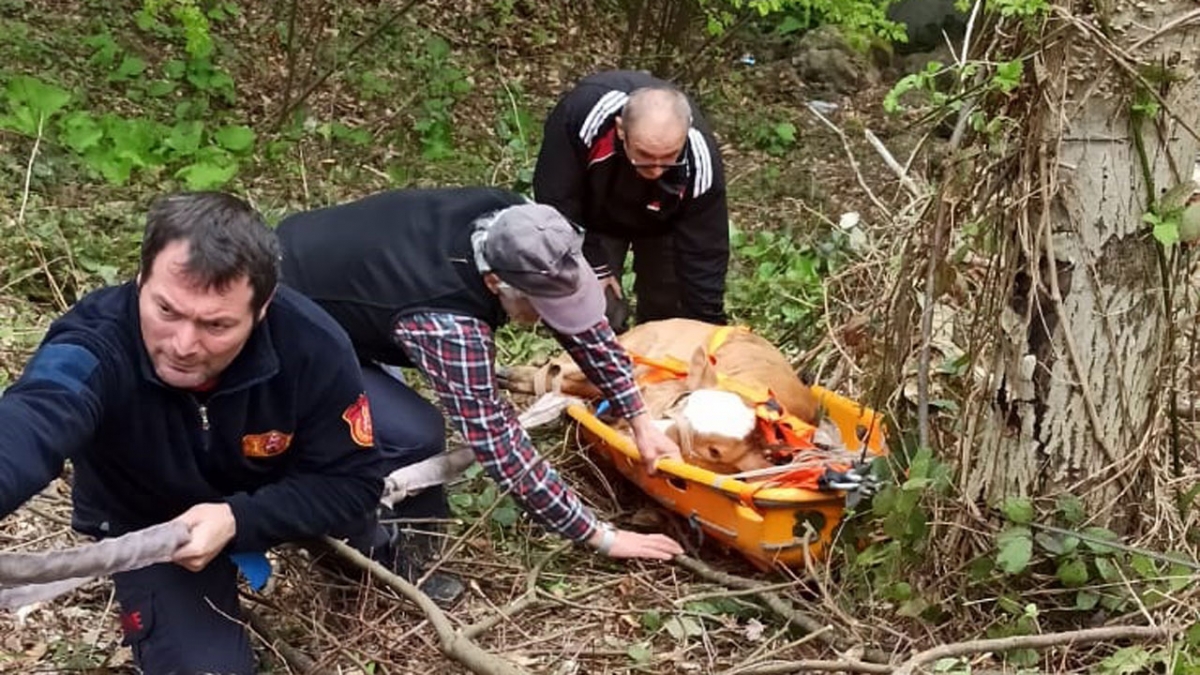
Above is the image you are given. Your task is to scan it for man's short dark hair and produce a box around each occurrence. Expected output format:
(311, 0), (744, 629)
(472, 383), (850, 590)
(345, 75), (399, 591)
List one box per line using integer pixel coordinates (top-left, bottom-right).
(139, 192), (280, 315)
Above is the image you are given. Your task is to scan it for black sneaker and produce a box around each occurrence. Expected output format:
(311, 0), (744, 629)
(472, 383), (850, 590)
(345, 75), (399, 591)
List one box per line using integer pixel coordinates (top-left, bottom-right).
(381, 531), (466, 607)
(415, 569), (466, 606)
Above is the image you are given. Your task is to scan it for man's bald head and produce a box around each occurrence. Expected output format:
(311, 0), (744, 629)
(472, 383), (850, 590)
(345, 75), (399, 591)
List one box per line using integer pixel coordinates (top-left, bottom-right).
(617, 86), (692, 180)
(621, 86), (691, 135)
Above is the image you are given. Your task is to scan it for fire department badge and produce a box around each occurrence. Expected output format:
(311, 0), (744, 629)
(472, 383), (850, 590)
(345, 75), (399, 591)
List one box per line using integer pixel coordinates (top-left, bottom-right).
(241, 430), (294, 458)
(342, 393), (374, 448)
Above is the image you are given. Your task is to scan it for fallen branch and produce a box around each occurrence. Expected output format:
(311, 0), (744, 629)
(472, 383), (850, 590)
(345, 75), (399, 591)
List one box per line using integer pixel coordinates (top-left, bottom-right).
(244, 606), (333, 675)
(322, 536), (532, 675)
(891, 625), (1175, 675)
(673, 554), (890, 664)
(461, 541), (570, 639)
(864, 129), (925, 198)
(732, 660), (891, 674)
(805, 103), (891, 219)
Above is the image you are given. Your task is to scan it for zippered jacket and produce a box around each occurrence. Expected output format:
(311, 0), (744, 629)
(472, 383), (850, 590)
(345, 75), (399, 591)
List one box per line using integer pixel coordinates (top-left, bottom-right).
(0, 283), (384, 552)
(534, 70), (730, 324)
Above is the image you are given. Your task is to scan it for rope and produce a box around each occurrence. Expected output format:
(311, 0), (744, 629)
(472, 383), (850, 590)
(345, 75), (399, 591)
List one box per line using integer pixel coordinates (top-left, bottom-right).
(0, 521), (190, 610)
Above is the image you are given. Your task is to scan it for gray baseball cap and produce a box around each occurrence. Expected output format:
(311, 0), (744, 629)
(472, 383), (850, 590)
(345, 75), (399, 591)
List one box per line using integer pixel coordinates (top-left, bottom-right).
(482, 203), (605, 335)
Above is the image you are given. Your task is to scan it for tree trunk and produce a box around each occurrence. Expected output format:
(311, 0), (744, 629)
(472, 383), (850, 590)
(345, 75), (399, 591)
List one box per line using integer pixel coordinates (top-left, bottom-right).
(961, 3), (1200, 520)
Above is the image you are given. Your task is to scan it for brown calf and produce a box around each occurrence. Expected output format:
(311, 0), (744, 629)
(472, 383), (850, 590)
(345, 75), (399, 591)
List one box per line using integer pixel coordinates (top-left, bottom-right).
(501, 319), (821, 474)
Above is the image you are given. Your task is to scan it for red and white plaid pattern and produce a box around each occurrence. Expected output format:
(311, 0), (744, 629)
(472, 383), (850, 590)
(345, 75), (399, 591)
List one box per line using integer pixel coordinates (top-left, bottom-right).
(393, 313), (645, 543)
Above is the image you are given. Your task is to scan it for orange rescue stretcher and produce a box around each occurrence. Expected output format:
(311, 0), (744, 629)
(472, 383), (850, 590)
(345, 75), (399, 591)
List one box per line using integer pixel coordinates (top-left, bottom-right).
(568, 386), (888, 572)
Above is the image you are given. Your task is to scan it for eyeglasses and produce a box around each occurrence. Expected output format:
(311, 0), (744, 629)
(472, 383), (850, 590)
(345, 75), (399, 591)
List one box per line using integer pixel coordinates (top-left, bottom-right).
(622, 136), (687, 171)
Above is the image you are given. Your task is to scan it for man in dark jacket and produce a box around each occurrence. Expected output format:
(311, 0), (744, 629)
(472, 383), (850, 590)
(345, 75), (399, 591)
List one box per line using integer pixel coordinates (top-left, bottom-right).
(277, 187), (685, 571)
(0, 192), (385, 674)
(534, 70), (730, 331)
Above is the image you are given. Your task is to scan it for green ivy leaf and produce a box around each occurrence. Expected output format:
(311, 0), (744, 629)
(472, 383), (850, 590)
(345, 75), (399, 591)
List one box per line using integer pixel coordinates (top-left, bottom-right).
(1129, 554), (1159, 580)
(1, 76), (72, 134)
(214, 125), (256, 153)
(1152, 217), (1180, 247)
(966, 555), (994, 582)
(885, 581), (913, 601)
(1056, 556), (1088, 587)
(175, 158), (237, 190)
(490, 503), (519, 527)
(58, 112), (104, 153)
(992, 59), (1024, 93)
(1075, 590), (1100, 611)
(83, 146), (134, 185)
(1097, 646), (1155, 674)
(627, 643), (652, 664)
(1000, 497), (1034, 524)
(1168, 562), (1193, 593)
(146, 80), (176, 97)
(164, 120), (205, 157)
(1185, 621), (1200, 648)
(1056, 494), (1086, 524)
(663, 616), (704, 641)
(773, 121), (796, 144)
(478, 483), (497, 509)
(1094, 556), (1120, 582)
(1005, 648), (1039, 667)
(104, 115), (164, 168)
(996, 526), (1033, 574)
(1035, 531), (1078, 556)
(163, 59), (187, 80)
(897, 596), (930, 618)
(78, 257), (121, 286)
(1082, 527), (1120, 554)
(110, 55), (147, 82)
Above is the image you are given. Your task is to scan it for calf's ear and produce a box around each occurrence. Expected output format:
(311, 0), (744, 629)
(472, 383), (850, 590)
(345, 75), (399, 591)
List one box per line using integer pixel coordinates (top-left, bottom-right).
(685, 345), (719, 391)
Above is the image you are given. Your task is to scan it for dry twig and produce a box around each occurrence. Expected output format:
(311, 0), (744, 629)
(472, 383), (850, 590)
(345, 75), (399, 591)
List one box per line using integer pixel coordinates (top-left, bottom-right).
(891, 625), (1175, 675)
(673, 554), (890, 664)
(323, 536), (533, 675)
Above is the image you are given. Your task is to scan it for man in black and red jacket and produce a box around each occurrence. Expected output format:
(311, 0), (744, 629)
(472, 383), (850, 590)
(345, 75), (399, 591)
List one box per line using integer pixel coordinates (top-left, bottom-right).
(534, 70), (730, 332)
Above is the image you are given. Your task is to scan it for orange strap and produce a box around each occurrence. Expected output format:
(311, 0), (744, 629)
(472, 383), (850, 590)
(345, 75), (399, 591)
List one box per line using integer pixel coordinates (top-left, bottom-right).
(628, 327), (818, 454)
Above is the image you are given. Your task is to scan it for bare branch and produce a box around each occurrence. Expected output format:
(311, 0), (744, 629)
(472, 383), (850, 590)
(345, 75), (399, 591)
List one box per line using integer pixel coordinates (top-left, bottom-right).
(892, 625), (1175, 675)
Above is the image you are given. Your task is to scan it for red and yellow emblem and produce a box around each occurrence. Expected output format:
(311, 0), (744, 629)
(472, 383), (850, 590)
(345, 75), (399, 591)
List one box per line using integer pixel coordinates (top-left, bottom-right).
(242, 430), (294, 458)
(342, 393), (375, 448)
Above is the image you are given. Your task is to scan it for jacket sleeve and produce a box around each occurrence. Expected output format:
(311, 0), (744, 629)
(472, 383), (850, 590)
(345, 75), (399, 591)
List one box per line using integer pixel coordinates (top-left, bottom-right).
(674, 182), (731, 325)
(225, 350), (384, 552)
(0, 338), (109, 518)
(393, 313), (601, 544)
(533, 93), (589, 230)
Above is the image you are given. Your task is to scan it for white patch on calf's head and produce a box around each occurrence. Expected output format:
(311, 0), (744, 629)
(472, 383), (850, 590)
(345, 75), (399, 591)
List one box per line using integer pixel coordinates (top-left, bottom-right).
(651, 418), (676, 434)
(680, 389), (757, 440)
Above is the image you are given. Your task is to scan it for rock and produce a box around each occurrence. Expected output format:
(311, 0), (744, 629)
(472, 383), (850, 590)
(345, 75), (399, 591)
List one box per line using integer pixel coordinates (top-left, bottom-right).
(790, 25), (881, 95)
(887, 0), (969, 55)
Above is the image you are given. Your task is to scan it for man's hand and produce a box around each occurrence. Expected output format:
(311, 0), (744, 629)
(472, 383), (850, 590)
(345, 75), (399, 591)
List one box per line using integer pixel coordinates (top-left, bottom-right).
(629, 412), (681, 474)
(170, 503), (237, 572)
(587, 525), (683, 560)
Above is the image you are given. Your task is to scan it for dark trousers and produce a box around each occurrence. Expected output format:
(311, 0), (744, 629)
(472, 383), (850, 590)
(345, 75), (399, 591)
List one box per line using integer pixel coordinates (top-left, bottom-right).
(114, 366), (448, 672)
(593, 231), (683, 332)
(359, 364), (450, 527)
(320, 364), (449, 570)
(114, 556), (255, 675)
